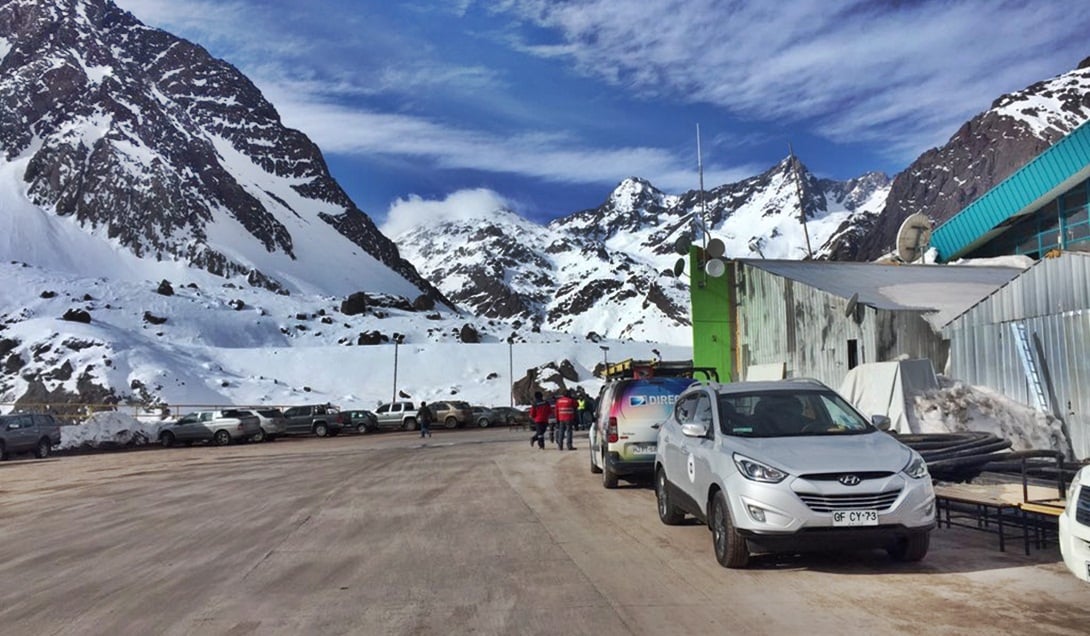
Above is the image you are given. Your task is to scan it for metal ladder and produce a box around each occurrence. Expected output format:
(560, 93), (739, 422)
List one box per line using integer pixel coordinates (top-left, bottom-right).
(1009, 322), (1048, 411)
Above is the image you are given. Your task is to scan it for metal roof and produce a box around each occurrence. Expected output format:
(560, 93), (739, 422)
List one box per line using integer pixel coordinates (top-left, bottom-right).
(740, 259), (1025, 327)
(930, 120), (1090, 261)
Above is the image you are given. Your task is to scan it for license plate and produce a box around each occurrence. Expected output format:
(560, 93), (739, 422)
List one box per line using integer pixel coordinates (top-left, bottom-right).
(630, 444), (656, 455)
(832, 510), (878, 526)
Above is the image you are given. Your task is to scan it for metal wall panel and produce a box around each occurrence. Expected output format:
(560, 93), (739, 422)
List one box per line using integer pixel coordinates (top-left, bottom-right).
(947, 310), (1090, 459)
(737, 264), (948, 388)
(946, 253), (1090, 327)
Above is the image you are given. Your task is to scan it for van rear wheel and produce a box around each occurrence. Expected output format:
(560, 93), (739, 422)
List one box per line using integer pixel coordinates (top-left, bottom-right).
(602, 451), (618, 489)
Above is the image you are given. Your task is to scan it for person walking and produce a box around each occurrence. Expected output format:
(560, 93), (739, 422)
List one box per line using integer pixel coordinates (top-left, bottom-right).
(417, 401), (434, 439)
(529, 391), (550, 449)
(555, 389), (577, 450)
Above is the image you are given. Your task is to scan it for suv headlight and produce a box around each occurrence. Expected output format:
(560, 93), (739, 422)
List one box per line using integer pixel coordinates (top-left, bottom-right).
(903, 454), (929, 480)
(733, 454), (788, 483)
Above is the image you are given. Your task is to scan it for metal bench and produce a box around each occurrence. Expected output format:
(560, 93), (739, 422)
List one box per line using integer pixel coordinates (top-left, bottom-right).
(934, 483), (1027, 553)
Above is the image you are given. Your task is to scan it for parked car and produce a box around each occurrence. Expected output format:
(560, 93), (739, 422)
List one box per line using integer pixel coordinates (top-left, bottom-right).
(590, 375), (696, 488)
(654, 379), (935, 568)
(1060, 464), (1090, 582)
(158, 409), (262, 447)
(249, 408), (288, 441)
(0, 412), (62, 460)
(489, 406), (533, 429)
(374, 401), (418, 430)
(338, 409), (379, 434)
(470, 406), (495, 428)
(281, 404), (342, 437)
(430, 400), (473, 429)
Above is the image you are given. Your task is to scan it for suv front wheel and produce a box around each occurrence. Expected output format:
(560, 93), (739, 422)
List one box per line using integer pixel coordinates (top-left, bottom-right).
(887, 532), (930, 562)
(710, 490), (749, 568)
(656, 468), (685, 525)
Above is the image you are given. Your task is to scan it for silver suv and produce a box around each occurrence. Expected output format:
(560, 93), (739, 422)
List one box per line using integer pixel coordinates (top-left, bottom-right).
(654, 379), (935, 568)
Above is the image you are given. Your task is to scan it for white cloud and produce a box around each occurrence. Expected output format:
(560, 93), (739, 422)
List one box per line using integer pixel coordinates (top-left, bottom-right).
(489, 0), (1090, 161)
(263, 88), (732, 193)
(381, 188), (511, 237)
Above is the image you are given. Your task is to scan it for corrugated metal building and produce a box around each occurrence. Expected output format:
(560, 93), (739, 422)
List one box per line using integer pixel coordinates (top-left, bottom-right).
(732, 260), (1024, 388)
(943, 252), (1090, 459)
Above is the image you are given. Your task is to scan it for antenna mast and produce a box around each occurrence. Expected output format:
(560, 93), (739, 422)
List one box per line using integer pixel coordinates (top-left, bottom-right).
(789, 143), (814, 260)
(695, 124), (707, 247)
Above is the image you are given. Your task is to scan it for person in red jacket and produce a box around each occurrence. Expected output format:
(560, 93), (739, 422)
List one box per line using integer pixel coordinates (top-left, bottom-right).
(528, 391), (550, 450)
(555, 389), (577, 451)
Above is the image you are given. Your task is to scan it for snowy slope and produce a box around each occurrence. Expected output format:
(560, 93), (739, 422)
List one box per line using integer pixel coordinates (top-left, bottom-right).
(0, 261), (686, 411)
(0, 0), (443, 302)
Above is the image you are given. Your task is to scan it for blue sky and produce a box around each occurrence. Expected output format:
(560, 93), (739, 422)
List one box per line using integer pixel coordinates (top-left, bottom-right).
(114, 0), (1090, 233)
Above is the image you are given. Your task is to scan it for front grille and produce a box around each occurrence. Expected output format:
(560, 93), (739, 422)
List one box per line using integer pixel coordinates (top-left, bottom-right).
(1076, 485), (1090, 526)
(797, 489), (902, 513)
(799, 471), (894, 481)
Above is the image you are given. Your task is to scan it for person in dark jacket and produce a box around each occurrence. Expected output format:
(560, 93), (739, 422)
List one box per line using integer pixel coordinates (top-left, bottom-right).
(528, 391), (550, 449)
(417, 401), (434, 438)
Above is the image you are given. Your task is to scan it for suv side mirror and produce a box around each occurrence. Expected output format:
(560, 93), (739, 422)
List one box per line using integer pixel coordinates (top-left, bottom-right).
(871, 415), (892, 431)
(681, 422), (709, 438)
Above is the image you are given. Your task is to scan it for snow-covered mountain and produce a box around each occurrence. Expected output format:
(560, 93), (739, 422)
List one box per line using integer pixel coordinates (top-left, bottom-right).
(397, 159), (890, 345)
(0, 259), (685, 411)
(0, 0), (445, 303)
(832, 56), (1090, 260)
(394, 204), (692, 344)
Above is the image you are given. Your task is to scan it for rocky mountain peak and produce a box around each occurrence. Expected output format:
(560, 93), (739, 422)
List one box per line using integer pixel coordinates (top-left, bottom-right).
(0, 0), (450, 306)
(842, 58), (1090, 260)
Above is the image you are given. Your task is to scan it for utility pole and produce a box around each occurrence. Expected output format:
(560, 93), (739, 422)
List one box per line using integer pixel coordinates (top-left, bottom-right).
(391, 335), (403, 405)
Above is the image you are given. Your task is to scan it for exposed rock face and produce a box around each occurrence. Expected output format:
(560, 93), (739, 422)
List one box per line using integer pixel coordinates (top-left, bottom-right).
(840, 57), (1090, 260)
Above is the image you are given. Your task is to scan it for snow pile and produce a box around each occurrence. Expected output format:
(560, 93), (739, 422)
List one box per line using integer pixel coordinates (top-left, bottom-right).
(912, 378), (1067, 453)
(59, 412), (167, 450)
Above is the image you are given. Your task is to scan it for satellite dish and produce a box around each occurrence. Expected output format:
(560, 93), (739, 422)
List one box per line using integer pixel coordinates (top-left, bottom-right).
(895, 213), (932, 263)
(706, 237), (725, 258)
(844, 292), (859, 318)
(673, 235), (692, 255)
(673, 258), (686, 277)
(704, 258), (726, 278)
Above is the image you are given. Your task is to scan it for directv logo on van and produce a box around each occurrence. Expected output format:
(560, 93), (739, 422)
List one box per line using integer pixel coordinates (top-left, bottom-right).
(629, 395), (678, 407)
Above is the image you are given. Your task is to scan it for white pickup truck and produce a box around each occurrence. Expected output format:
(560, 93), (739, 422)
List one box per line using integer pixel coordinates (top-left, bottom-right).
(373, 401), (418, 430)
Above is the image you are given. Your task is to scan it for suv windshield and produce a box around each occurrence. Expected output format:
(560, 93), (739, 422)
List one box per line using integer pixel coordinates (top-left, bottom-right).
(716, 389), (872, 438)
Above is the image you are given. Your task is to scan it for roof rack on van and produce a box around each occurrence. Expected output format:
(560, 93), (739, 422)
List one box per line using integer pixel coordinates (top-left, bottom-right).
(600, 358), (719, 382)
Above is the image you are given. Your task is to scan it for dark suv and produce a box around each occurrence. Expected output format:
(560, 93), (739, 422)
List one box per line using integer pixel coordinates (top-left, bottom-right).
(430, 401), (473, 429)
